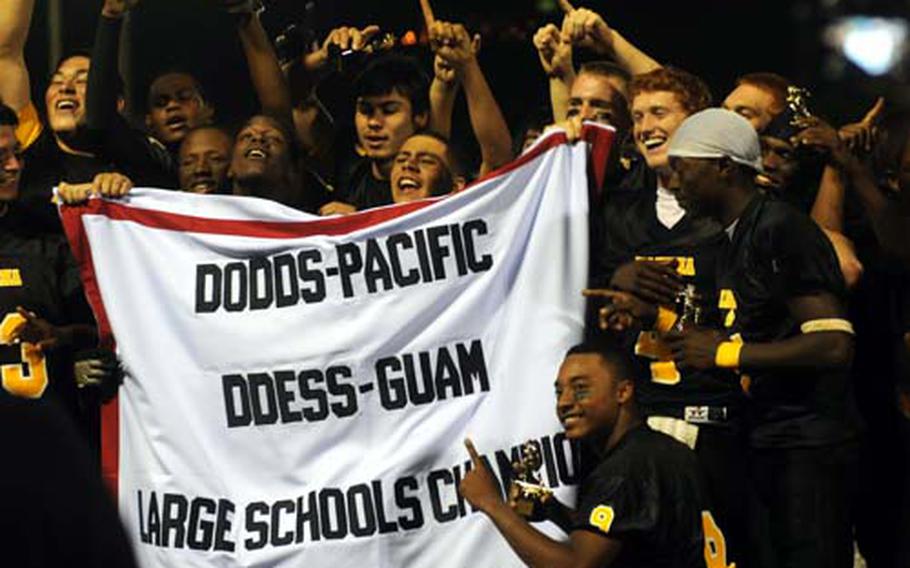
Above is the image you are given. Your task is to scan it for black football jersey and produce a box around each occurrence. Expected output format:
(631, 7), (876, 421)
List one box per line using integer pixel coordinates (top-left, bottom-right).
(592, 189), (744, 415)
(716, 195), (859, 448)
(573, 426), (729, 567)
(0, 205), (93, 415)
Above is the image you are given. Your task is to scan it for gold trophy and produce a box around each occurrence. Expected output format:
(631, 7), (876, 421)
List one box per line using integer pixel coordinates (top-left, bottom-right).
(785, 86), (813, 124)
(671, 284), (704, 332)
(508, 441), (554, 518)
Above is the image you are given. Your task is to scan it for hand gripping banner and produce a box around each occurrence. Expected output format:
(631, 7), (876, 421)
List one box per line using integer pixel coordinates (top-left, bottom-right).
(60, 125), (613, 567)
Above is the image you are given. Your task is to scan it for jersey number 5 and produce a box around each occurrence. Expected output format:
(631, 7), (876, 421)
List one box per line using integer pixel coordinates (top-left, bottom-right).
(0, 312), (49, 399)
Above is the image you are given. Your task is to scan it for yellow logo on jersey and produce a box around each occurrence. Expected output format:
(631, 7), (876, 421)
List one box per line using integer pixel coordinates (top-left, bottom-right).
(0, 269), (22, 287)
(718, 289), (737, 328)
(589, 505), (616, 534)
(650, 361), (681, 385)
(702, 510), (736, 568)
(634, 255), (695, 277)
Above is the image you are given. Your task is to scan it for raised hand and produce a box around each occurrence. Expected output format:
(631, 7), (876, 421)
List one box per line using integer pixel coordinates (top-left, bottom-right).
(428, 21), (481, 73)
(419, 0), (436, 32)
(533, 24), (573, 79)
(792, 117), (851, 167)
(838, 97), (885, 154)
(458, 438), (503, 513)
(304, 25), (382, 71)
(434, 54), (459, 86)
(557, 0), (614, 55)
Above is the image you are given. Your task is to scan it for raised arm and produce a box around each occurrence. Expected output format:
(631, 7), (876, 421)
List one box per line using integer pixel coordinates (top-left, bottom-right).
(87, 0), (134, 131)
(809, 103), (884, 231)
(800, 113), (907, 269)
(0, 0), (35, 113)
(430, 21), (513, 175)
(287, 25), (382, 97)
(797, 119), (865, 288)
(842, 154), (910, 267)
(429, 55), (460, 138)
(227, 1), (292, 126)
(557, 0), (660, 76)
(285, 23), (381, 168)
(533, 24), (574, 122)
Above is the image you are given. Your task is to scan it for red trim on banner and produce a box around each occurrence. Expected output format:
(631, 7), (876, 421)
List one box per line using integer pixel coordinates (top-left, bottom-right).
(99, 396), (120, 496)
(60, 204), (121, 497)
(55, 122), (614, 502)
(59, 125), (613, 240)
(587, 124), (615, 192)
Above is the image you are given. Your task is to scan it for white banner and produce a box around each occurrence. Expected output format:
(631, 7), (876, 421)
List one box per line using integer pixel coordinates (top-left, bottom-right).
(61, 125), (613, 568)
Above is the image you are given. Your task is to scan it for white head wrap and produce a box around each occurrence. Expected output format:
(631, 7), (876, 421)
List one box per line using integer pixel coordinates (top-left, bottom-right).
(667, 108), (763, 172)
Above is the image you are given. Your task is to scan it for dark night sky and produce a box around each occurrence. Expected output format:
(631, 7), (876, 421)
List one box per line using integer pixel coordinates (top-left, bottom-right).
(23, 0), (907, 141)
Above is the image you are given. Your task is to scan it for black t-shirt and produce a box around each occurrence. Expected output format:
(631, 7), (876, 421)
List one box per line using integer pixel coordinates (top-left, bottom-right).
(20, 125), (177, 233)
(0, 394), (137, 568)
(592, 189), (744, 416)
(20, 127), (115, 200)
(572, 426), (708, 568)
(0, 204), (94, 419)
(19, 127), (115, 232)
(336, 154), (393, 211)
(717, 194), (858, 448)
(611, 148), (656, 195)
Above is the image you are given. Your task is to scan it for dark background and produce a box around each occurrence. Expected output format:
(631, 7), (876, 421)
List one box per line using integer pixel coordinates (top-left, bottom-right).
(23, 0), (909, 151)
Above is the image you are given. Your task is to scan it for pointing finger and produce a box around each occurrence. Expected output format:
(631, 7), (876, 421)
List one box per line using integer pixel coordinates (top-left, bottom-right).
(582, 288), (621, 299)
(419, 0), (436, 29)
(861, 97), (885, 126)
(464, 438), (482, 467)
(557, 0), (575, 14)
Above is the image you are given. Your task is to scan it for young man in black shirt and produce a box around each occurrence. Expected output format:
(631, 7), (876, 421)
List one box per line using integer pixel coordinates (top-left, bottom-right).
(0, 104), (110, 434)
(585, 67), (748, 565)
(330, 55), (431, 212)
(459, 337), (731, 567)
(0, 0), (151, 211)
(666, 108), (858, 568)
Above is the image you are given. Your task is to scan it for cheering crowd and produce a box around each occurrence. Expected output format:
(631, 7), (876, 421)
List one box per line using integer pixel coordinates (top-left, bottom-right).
(0, 0), (908, 566)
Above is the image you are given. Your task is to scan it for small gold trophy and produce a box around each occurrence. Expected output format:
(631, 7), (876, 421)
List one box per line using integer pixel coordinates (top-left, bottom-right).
(671, 284), (704, 332)
(785, 86), (814, 124)
(508, 441), (554, 518)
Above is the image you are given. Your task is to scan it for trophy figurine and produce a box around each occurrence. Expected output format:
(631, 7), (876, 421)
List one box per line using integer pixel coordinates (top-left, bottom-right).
(508, 441), (554, 518)
(785, 86), (813, 125)
(671, 284), (704, 332)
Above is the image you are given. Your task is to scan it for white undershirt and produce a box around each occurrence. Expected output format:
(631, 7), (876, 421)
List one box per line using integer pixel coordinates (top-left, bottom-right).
(655, 185), (686, 229)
